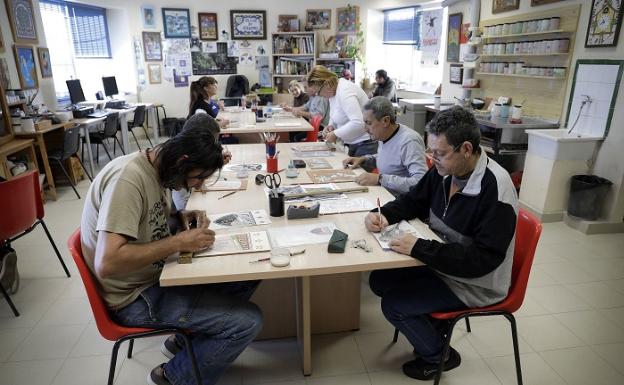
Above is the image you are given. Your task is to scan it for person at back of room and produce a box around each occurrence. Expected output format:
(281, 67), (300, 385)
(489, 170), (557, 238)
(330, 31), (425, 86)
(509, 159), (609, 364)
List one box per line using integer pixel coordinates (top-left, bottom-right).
(343, 97), (427, 196)
(369, 69), (397, 102)
(279, 80), (309, 142)
(281, 82), (330, 138)
(188, 76), (238, 144)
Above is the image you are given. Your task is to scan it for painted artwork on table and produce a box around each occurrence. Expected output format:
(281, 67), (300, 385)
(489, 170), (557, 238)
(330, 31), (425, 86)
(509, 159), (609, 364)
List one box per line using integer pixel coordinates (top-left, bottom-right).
(230, 10), (267, 40)
(162, 8), (191, 38)
(492, 0), (520, 14)
(585, 0), (623, 48)
(6, 0), (38, 43)
(307, 169), (357, 184)
(142, 31), (162, 61)
(198, 13), (218, 41)
(306, 9), (331, 30)
(14, 45), (38, 89)
(447, 13), (462, 63)
(141, 5), (157, 29)
(37, 47), (52, 78)
(336, 5), (359, 34)
(148, 63), (161, 84)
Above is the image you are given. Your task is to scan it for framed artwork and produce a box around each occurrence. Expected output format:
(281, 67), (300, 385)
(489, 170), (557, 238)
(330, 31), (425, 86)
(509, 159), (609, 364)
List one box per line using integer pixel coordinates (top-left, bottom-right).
(141, 5), (156, 29)
(230, 10), (266, 40)
(37, 47), (52, 78)
(492, 0), (520, 14)
(5, 0), (38, 44)
(147, 63), (162, 84)
(162, 8), (191, 38)
(449, 63), (463, 84)
(0, 58), (10, 90)
(198, 13), (218, 41)
(585, 0), (623, 48)
(142, 31), (162, 61)
(306, 9), (331, 30)
(278, 15), (299, 32)
(336, 5), (359, 34)
(0, 26), (4, 52)
(531, 0), (566, 5)
(13, 45), (38, 89)
(447, 13), (462, 63)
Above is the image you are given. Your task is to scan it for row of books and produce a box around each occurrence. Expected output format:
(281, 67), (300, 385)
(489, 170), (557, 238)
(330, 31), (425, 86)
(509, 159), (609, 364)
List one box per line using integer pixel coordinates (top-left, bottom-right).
(273, 35), (315, 55)
(274, 57), (314, 75)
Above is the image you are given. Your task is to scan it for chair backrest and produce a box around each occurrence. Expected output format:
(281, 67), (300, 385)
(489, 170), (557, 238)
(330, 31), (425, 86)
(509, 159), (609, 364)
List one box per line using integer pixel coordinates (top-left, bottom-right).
(225, 75), (249, 98)
(60, 123), (82, 160)
(132, 105), (146, 128)
(102, 112), (119, 137)
(305, 114), (323, 142)
(67, 229), (152, 341)
(0, 170), (43, 243)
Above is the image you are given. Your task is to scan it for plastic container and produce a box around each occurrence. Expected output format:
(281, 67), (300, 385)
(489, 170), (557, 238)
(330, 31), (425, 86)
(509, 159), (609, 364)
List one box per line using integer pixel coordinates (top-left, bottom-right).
(567, 175), (612, 220)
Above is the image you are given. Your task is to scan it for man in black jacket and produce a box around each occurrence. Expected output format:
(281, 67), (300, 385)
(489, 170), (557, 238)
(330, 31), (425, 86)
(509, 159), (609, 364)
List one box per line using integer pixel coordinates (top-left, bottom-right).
(366, 106), (518, 381)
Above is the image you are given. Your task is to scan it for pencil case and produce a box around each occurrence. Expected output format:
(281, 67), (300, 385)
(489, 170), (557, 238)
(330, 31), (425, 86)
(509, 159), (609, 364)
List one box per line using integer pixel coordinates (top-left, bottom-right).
(286, 202), (320, 219)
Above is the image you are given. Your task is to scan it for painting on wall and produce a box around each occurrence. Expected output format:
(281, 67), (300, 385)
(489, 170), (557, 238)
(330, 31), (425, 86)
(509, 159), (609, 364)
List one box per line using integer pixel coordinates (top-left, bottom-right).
(230, 10), (266, 40)
(336, 5), (359, 34)
(148, 63), (161, 84)
(278, 15), (299, 32)
(142, 31), (163, 61)
(141, 5), (157, 29)
(162, 8), (191, 38)
(492, 0), (520, 14)
(198, 13), (218, 40)
(191, 42), (238, 75)
(585, 0), (623, 48)
(306, 9), (331, 30)
(37, 47), (52, 78)
(531, 0), (566, 6)
(13, 45), (38, 89)
(447, 13), (462, 63)
(6, 0), (38, 44)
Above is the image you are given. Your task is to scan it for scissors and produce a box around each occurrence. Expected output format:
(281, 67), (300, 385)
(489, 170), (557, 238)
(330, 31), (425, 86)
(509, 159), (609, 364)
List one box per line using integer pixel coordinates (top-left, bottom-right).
(264, 173), (281, 197)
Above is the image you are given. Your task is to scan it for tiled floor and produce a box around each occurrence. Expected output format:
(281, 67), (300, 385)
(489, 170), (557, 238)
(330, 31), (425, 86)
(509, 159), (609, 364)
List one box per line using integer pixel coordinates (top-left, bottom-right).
(2, 139), (624, 384)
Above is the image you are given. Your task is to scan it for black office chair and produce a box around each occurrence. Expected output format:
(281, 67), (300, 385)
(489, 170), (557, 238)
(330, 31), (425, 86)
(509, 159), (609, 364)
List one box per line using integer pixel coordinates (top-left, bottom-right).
(83, 112), (123, 163)
(120, 105), (152, 151)
(223, 75), (250, 107)
(47, 124), (91, 199)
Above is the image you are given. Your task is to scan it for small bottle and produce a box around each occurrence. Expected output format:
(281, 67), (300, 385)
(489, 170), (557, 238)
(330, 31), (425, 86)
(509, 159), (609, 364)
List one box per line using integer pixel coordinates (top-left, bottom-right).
(286, 160), (298, 178)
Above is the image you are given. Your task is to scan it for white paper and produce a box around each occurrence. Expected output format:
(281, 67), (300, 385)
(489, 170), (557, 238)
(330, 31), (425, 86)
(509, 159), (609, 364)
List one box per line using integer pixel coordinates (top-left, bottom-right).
(203, 180), (241, 190)
(293, 151), (334, 158)
(209, 210), (271, 230)
(202, 41), (217, 53)
(194, 231), (271, 257)
(320, 198), (375, 215)
(372, 220), (429, 250)
(223, 163), (265, 172)
(268, 222), (337, 248)
(274, 122), (302, 127)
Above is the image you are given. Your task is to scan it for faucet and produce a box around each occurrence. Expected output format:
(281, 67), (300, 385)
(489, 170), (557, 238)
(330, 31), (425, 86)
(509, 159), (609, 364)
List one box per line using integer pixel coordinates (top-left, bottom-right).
(567, 95), (593, 135)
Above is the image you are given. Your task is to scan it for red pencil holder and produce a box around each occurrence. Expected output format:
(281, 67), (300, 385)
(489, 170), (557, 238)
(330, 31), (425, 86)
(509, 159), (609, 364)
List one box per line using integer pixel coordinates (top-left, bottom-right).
(267, 156), (279, 173)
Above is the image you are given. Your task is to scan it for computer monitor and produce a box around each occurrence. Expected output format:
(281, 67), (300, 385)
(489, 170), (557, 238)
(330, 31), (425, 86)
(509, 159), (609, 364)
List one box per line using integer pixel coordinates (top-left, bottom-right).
(66, 79), (86, 105)
(102, 76), (119, 98)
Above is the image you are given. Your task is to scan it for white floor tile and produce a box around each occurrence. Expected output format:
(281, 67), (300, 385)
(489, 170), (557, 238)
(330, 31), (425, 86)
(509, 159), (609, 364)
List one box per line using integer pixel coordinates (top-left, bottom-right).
(50, 355), (123, 385)
(38, 297), (92, 326)
(517, 315), (585, 352)
(463, 318), (533, 358)
(485, 352), (566, 385)
(526, 285), (592, 313)
(575, 258), (624, 281)
(585, 239), (624, 259)
(69, 323), (117, 357)
(600, 307), (624, 329)
(0, 359), (64, 385)
(9, 324), (86, 361)
(0, 328), (31, 362)
(537, 261), (600, 284)
(554, 310), (624, 345)
(113, 350), (164, 385)
(307, 333), (366, 378)
(354, 331), (413, 373)
(591, 343), (624, 375)
(541, 346), (624, 385)
(306, 373), (370, 385)
(514, 294), (550, 318)
(526, 266), (558, 288)
(239, 338), (305, 384)
(10, 277), (70, 303)
(0, 300), (54, 329)
(565, 281), (624, 309)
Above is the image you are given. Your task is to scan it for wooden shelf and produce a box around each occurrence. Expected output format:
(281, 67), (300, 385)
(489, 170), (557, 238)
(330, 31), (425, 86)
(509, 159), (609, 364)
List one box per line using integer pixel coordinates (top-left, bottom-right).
(481, 29), (570, 39)
(480, 53), (568, 57)
(272, 54), (314, 57)
(476, 72), (566, 80)
(8, 101), (27, 107)
(316, 57), (354, 61)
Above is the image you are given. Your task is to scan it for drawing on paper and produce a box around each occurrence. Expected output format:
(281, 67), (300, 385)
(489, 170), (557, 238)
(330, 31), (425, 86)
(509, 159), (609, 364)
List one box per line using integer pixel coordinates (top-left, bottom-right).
(209, 210), (271, 230)
(194, 231), (271, 257)
(373, 220), (429, 250)
(307, 169), (356, 184)
(306, 158), (332, 169)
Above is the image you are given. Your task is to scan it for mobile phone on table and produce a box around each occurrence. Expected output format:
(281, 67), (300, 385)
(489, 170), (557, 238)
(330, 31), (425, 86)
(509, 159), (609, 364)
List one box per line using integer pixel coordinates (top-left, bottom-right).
(292, 159), (306, 168)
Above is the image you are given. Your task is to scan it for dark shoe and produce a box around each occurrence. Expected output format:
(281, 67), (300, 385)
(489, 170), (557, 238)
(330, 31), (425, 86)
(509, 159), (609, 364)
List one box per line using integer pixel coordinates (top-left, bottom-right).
(0, 248), (19, 294)
(148, 363), (171, 385)
(402, 347), (461, 381)
(160, 335), (183, 360)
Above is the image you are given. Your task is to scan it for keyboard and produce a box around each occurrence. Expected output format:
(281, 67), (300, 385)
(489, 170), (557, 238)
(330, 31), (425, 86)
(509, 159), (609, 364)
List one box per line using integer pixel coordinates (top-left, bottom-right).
(88, 111), (108, 118)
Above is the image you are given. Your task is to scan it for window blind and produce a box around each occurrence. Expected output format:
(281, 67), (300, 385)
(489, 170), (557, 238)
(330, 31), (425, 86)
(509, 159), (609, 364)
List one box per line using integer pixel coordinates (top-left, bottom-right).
(383, 7), (420, 46)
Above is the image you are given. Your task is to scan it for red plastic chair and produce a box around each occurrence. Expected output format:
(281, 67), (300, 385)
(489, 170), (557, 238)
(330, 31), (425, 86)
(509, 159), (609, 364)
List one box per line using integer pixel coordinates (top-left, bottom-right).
(392, 208), (542, 385)
(0, 170), (71, 316)
(67, 229), (202, 385)
(305, 114), (323, 142)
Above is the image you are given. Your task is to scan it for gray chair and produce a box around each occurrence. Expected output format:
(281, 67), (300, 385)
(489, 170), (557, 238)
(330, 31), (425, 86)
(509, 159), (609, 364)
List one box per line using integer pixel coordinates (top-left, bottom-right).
(119, 105), (151, 151)
(84, 112), (123, 163)
(48, 123), (91, 199)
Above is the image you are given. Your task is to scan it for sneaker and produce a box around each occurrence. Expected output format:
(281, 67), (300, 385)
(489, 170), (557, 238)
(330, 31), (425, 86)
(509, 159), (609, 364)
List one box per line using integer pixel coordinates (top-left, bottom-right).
(147, 363), (171, 385)
(402, 347), (461, 381)
(0, 248), (19, 294)
(160, 335), (183, 360)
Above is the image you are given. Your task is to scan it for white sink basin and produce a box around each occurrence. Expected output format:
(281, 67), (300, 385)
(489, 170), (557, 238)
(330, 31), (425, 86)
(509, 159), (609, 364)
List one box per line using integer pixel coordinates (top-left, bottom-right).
(527, 129), (603, 160)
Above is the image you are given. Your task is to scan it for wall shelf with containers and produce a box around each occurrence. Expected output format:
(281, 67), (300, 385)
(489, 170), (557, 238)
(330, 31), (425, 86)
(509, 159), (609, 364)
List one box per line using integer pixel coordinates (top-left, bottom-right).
(272, 32), (316, 94)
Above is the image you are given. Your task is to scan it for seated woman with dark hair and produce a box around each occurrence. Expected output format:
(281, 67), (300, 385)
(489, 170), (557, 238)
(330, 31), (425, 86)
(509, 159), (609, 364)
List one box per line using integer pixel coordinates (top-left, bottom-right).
(188, 76), (238, 144)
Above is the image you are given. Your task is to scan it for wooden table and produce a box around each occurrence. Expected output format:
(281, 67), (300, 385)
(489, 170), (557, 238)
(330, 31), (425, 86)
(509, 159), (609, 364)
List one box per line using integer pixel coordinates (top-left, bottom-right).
(0, 138), (38, 181)
(160, 143), (436, 375)
(218, 111), (313, 137)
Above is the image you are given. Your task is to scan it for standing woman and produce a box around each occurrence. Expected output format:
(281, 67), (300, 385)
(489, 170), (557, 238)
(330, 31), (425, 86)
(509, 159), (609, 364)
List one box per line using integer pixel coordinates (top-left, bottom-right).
(305, 65), (377, 156)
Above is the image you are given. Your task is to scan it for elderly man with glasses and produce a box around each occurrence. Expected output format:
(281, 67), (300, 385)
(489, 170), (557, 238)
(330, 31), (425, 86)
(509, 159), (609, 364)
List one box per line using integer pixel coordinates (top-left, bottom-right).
(364, 106), (518, 381)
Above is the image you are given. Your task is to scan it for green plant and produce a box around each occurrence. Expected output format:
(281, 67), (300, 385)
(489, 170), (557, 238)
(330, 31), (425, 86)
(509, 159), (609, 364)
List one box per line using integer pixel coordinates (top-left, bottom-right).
(343, 25), (365, 63)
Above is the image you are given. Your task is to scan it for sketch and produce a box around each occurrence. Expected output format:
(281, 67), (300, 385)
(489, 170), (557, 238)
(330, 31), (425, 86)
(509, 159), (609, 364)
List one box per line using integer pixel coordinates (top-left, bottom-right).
(230, 10), (266, 40)
(307, 169), (357, 184)
(198, 13), (218, 40)
(319, 198), (375, 215)
(531, 0), (566, 5)
(6, 0), (38, 44)
(142, 31), (162, 61)
(336, 5), (359, 34)
(306, 9), (331, 30)
(224, 163), (264, 172)
(37, 47), (52, 78)
(141, 5), (156, 29)
(200, 178), (246, 191)
(194, 231), (271, 257)
(14, 45), (38, 89)
(291, 143), (331, 152)
(162, 8), (191, 38)
(373, 220), (428, 250)
(306, 158), (332, 170)
(492, 0), (520, 14)
(148, 63), (161, 84)
(585, 0), (623, 48)
(191, 42), (238, 75)
(209, 210), (271, 230)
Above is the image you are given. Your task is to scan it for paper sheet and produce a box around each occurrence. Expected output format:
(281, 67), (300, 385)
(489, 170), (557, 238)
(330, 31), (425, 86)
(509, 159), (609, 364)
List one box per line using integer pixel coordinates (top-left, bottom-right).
(306, 158), (333, 169)
(372, 220), (429, 250)
(268, 222), (337, 248)
(209, 210), (271, 230)
(319, 198), (375, 215)
(194, 231), (271, 257)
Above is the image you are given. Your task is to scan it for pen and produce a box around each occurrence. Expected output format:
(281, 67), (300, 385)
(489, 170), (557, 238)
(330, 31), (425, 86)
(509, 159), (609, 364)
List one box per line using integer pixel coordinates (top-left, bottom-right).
(377, 197), (382, 226)
(218, 191), (237, 200)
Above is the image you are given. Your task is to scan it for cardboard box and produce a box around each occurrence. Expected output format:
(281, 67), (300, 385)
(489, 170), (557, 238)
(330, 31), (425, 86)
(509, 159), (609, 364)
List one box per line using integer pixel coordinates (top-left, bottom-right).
(35, 119), (52, 131)
(65, 156), (84, 185)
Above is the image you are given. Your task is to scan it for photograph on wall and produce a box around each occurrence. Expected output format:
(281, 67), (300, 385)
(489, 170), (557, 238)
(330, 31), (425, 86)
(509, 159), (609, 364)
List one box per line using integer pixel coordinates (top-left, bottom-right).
(191, 42), (238, 75)
(162, 8), (191, 38)
(449, 63), (463, 84)
(0, 59), (11, 90)
(492, 0), (520, 14)
(14, 45), (38, 89)
(230, 10), (266, 40)
(37, 47), (52, 78)
(306, 9), (331, 30)
(336, 5), (359, 34)
(278, 15), (299, 32)
(198, 13), (218, 41)
(531, 0), (566, 6)
(148, 63), (161, 84)
(141, 5), (156, 29)
(142, 31), (163, 61)
(6, 0), (38, 44)
(585, 0), (623, 48)
(446, 13), (462, 63)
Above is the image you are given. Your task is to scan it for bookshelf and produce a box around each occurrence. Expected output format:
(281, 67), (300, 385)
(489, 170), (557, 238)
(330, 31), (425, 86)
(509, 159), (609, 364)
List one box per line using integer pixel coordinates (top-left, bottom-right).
(272, 32), (316, 93)
(315, 58), (356, 82)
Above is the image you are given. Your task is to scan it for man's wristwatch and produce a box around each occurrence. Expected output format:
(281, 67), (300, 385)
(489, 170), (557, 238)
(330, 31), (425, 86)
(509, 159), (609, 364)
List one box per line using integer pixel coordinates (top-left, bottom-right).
(378, 174), (383, 185)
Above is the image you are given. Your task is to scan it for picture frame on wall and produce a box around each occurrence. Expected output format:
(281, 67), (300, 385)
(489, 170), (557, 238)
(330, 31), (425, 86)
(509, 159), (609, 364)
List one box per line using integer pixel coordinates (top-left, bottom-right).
(585, 0), (622, 48)
(37, 47), (52, 78)
(148, 63), (162, 84)
(162, 8), (191, 38)
(140, 5), (157, 29)
(492, 0), (520, 14)
(449, 63), (463, 84)
(13, 45), (38, 89)
(0, 58), (11, 90)
(6, 0), (38, 44)
(447, 13), (462, 63)
(142, 31), (162, 61)
(0, 26), (4, 52)
(278, 15), (299, 32)
(336, 5), (359, 34)
(198, 13), (218, 41)
(531, 0), (566, 6)
(306, 9), (331, 30)
(230, 10), (266, 40)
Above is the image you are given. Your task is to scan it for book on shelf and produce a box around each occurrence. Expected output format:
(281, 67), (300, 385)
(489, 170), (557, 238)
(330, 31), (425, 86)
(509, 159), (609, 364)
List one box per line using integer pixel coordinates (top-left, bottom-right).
(274, 57), (313, 75)
(273, 35), (314, 55)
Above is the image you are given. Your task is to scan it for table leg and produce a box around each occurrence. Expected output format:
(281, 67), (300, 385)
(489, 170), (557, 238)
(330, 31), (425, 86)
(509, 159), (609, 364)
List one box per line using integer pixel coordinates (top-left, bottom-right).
(120, 114), (130, 152)
(148, 106), (159, 144)
(82, 125), (95, 177)
(35, 135), (57, 200)
(296, 276), (312, 376)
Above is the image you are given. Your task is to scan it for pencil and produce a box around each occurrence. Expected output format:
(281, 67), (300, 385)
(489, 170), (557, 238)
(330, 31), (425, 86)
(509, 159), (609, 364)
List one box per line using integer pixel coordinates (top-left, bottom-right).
(218, 191), (237, 200)
(377, 197), (382, 226)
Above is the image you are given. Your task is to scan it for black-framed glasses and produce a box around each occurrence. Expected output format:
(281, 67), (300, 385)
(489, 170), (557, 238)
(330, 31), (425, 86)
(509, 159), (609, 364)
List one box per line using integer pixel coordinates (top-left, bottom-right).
(425, 142), (463, 161)
(187, 168), (221, 190)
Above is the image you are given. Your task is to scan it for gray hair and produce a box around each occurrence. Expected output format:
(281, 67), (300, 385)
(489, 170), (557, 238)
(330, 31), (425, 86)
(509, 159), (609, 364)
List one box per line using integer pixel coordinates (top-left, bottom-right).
(426, 106), (480, 153)
(363, 96), (396, 123)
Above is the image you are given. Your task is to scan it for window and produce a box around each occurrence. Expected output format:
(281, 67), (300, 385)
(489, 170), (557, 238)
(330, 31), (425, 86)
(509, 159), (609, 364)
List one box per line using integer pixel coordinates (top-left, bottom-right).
(383, 7), (420, 46)
(68, 3), (111, 58)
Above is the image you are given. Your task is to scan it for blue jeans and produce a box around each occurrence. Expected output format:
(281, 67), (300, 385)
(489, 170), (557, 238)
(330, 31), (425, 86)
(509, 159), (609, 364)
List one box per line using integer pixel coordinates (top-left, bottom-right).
(369, 267), (466, 363)
(113, 281), (262, 385)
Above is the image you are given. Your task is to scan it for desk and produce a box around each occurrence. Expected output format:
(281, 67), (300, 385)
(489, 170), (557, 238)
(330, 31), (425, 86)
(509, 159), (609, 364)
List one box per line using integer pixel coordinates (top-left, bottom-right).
(160, 143), (436, 375)
(218, 111), (313, 138)
(80, 101), (158, 145)
(0, 138), (38, 181)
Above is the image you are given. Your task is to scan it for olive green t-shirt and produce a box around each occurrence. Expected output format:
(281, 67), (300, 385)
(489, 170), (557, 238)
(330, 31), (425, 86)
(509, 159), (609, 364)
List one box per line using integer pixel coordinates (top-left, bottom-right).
(81, 152), (172, 310)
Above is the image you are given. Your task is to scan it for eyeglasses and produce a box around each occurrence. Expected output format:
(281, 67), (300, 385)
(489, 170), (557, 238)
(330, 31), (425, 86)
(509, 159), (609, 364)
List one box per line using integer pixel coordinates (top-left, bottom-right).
(425, 142), (463, 161)
(186, 168), (220, 190)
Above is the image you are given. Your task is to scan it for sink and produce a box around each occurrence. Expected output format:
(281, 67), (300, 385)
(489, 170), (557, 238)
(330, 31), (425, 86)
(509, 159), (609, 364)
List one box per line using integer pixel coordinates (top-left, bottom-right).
(526, 129), (603, 160)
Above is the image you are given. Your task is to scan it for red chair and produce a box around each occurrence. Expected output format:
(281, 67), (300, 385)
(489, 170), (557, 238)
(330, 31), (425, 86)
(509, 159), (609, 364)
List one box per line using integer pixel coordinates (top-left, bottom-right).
(305, 114), (323, 142)
(392, 208), (542, 385)
(0, 170), (71, 317)
(67, 229), (202, 385)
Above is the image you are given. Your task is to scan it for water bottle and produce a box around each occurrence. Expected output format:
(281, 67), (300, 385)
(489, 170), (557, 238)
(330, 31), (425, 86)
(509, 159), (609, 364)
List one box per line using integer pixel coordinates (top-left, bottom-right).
(265, 102), (273, 119)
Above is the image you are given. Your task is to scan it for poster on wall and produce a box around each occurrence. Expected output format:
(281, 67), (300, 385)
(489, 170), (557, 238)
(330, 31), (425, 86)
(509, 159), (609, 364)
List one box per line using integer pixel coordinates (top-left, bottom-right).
(447, 13), (462, 63)
(14, 45), (38, 89)
(420, 9), (443, 65)
(163, 38), (191, 85)
(585, 0), (623, 48)
(37, 47), (53, 78)
(191, 42), (238, 75)
(162, 8), (191, 38)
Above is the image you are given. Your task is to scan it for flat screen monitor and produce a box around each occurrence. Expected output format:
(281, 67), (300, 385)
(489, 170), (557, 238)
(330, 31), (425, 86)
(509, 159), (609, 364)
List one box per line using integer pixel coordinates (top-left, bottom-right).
(102, 76), (119, 98)
(66, 79), (86, 105)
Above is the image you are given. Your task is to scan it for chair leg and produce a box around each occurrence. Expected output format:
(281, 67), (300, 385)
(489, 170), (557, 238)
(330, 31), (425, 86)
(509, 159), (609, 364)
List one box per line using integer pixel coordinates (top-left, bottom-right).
(433, 318), (459, 385)
(96, 143), (100, 164)
(392, 328), (399, 343)
(0, 282), (20, 317)
(39, 219), (71, 277)
(76, 156), (92, 181)
(114, 137), (126, 155)
(179, 333), (202, 385)
(101, 142), (113, 161)
(465, 317), (471, 332)
(55, 159), (81, 199)
(108, 340), (123, 385)
(505, 314), (524, 385)
(141, 125), (154, 146)
(130, 129), (142, 151)
(127, 339), (134, 358)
